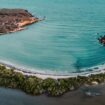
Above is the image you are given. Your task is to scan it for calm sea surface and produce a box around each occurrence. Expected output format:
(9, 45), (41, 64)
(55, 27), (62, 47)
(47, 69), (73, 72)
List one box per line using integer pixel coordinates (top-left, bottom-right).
(0, 0), (105, 74)
(0, 84), (105, 105)
(0, 0), (105, 105)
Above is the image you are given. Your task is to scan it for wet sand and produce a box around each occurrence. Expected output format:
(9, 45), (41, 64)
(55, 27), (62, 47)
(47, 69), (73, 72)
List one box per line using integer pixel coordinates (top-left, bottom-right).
(0, 84), (105, 105)
(1, 61), (105, 79)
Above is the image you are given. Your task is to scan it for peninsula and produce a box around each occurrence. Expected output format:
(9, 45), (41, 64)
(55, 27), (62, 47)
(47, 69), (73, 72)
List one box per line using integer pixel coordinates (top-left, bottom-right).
(0, 9), (40, 34)
(0, 63), (105, 97)
(0, 9), (105, 97)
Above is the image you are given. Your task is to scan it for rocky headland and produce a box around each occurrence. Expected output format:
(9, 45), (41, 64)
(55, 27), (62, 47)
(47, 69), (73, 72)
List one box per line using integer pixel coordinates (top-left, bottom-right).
(0, 9), (40, 34)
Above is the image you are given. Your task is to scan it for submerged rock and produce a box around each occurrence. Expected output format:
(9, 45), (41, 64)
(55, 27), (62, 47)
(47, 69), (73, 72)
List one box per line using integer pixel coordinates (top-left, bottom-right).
(81, 85), (102, 97)
(0, 9), (40, 34)
(84, 91), (101, 97)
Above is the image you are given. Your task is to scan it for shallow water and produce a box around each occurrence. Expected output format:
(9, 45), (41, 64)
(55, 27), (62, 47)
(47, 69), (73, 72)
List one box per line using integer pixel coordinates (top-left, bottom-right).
(0, 0), (105, 74)
(0, 84), (105, 105)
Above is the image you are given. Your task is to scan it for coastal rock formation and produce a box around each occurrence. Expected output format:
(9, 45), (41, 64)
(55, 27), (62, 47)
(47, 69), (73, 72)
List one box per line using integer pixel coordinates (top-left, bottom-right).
(0, 9), (40, 34)
(98, 35), (105, 46)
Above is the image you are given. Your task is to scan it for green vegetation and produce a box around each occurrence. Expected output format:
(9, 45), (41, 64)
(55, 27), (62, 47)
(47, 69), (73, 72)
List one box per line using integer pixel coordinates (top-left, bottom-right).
(0, 64), (105, 96)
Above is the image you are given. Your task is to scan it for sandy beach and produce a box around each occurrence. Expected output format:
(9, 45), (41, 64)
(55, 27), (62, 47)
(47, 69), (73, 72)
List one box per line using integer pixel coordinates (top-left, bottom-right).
(1, 61), (105, 79)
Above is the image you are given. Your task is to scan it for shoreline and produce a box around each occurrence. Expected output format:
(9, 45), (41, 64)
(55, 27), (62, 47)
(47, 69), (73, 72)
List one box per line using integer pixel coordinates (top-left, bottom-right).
(0, 61), (105, 79)
(0, 9), (41, 34)
(0, 61), (105, 96)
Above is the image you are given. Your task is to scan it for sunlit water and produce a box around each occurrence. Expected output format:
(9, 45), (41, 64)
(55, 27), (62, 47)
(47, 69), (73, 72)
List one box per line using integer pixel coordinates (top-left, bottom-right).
(0, 0), (105, 74)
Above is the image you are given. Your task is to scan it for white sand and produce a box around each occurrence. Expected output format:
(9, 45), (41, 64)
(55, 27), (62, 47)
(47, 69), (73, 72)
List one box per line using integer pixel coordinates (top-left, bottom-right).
(0, 61), (105, 79)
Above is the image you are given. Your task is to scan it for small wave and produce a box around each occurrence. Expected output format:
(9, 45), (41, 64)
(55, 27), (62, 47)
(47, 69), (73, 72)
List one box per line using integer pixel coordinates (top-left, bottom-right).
(0, 60), (105, 78)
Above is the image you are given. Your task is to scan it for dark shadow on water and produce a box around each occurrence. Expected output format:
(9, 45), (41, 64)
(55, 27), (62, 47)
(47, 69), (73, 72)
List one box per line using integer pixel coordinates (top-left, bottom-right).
(0, 84), (105, 105)
(73, 59), (83, 73)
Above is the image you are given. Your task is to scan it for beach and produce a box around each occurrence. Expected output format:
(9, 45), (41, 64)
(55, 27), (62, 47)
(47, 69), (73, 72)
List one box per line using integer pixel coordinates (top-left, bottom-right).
(1, 61), (105, 79)
(1, 60), (105, 97)
(0, 60), (105, 97)
(0, 0), (104, 77)
(0, 0), (105, 104)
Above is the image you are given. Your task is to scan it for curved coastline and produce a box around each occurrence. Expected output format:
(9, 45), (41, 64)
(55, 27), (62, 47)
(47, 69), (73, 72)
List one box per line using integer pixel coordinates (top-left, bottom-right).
(0, 8), (105, 96)
(0, 60), (105, 79)
(0, 61), (105, 96)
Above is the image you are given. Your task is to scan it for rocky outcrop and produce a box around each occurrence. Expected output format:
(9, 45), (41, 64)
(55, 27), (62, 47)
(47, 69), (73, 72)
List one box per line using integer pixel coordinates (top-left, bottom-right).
(0, 9), (40, 34)
(98, 35), (105, 46)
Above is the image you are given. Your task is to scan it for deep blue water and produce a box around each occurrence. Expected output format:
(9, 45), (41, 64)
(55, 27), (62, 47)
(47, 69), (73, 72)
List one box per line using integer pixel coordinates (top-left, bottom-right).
(0, 0), (105, 74)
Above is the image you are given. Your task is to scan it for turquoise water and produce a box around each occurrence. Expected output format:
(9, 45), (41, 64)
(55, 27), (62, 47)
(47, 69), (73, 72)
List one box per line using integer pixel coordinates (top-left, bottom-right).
(0, 0), (105, 74)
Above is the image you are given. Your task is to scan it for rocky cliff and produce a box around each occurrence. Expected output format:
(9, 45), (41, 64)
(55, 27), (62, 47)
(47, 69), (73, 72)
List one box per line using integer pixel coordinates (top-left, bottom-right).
(0, 9), (40, 34)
